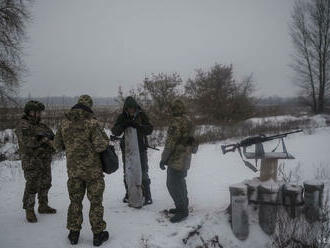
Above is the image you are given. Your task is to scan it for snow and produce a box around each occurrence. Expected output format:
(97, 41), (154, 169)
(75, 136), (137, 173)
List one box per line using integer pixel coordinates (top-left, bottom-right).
(0, 142), (18, 160)
(244, 114), (330, 128)
(304, 179), (325, 187)
(245, 115), (304, 125)
(258, 180), (280, 193)
(0, 127), (330, 247)
(0, 129), (17, 144)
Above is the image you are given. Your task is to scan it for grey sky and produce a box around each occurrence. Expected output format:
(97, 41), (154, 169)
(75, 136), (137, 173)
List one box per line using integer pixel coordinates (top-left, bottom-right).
(22, 0), (295, 98)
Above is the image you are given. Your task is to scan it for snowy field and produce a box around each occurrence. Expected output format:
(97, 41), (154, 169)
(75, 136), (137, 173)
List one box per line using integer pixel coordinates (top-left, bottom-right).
(0, 127), (330, 248)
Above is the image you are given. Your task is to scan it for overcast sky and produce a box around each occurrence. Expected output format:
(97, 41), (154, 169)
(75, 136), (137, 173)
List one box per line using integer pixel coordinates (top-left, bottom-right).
(22, 0), (296, 98)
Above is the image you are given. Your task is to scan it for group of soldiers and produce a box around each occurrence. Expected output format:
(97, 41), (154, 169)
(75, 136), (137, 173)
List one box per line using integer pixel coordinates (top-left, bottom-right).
(15, 94), (196, 246)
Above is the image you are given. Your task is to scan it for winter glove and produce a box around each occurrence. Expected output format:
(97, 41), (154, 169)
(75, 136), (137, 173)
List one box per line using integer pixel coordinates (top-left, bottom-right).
(124, 120), (139, 129)
(159, 160), (166, 170)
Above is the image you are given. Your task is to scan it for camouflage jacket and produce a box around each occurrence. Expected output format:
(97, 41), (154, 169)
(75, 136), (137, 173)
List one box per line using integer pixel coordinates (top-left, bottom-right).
(161, 114), (194, 171)
(16, 115), (55, 160)
(54, 108), (109, 180)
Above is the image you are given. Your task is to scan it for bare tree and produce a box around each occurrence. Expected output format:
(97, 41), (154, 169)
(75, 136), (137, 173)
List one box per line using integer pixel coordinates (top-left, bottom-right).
(185, 64), (255, 123)
(116, 85), (149, 110)
(0, 0), (31, 105)
(143, 72), (182, 122)
(290, 0), (330, 113)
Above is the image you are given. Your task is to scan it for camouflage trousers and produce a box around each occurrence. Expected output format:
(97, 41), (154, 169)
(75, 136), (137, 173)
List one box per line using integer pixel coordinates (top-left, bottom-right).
(67, 177), (106, 234)
(22, 157), (52, 210)
(166, 167), (189, 211)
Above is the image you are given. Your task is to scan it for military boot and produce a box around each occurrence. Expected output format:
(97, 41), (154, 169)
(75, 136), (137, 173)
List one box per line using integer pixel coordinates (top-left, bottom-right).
(169, 209), (188, 223)
(26, 209), (37, 223)
(93, 231), (109, 247)
(143, 185), (153, 205)
(122, 193), (128, 203)
(68, 230), (80, 245)
(38, 204), (56, 214)
(168, 208), (178, 214)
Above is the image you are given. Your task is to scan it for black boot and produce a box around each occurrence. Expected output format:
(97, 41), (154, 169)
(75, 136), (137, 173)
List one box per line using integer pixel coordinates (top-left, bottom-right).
(25, 209), (38, 223)
(170, 209), (188, 223)
(144, 196), (153, 205)
(68, 230), (80, 245)
(143, 185), (152, 205)
(93, 231), (109, 246)
(38, 204), (57, 214)
(168, 208), (178, 214)
(122, 193), (128, 203)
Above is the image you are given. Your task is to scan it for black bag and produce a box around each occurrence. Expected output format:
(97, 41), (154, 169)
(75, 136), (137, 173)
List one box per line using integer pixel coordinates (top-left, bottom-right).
(100, 145), (119, 174)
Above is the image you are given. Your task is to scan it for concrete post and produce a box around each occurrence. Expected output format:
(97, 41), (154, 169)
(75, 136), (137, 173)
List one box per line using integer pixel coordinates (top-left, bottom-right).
(258, 182), (280, 235)
(245, 178), (260, 204)
(260, 158), (278, 182)
(303, 180), (324, 223)
(282, 184), (304, 218)
(229, 183), (249, 240)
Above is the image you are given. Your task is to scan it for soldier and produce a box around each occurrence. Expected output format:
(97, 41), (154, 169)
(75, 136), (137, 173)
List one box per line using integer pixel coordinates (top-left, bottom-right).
(16, 100), (56, 223)
(159, 99), (195, 223)
(54, 95), (109, 246)
(111, 96), (153, 205)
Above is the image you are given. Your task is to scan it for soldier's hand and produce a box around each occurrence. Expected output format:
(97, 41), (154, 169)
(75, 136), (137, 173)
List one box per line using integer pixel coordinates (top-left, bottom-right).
(125, 120), (139, 129)
(41, 137), (49, 143)
(159, 161), (166, 170)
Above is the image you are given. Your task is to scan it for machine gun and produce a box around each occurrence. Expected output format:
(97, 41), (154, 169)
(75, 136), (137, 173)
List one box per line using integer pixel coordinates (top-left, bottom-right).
(110, 135), (160, 151)
(36, 130), (55, 141)
(221, 129), (303, 172)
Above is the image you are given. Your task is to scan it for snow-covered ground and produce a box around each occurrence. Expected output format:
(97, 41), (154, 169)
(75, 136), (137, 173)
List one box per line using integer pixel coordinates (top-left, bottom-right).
(0, 127), (330, 248)
(245, 114), (330, 129)
(0, 129), (18, 161)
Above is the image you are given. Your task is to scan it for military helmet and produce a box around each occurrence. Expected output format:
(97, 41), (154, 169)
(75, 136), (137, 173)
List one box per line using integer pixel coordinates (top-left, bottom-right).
(24, 100), (45, 114)
(170, 98), (186, 115)
(78, 94), (93, 108)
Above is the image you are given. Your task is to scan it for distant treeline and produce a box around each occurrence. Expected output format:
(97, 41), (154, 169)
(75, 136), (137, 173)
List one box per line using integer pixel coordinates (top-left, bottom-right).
(11, 96), (118, 107)
(257, 96), (302, 106)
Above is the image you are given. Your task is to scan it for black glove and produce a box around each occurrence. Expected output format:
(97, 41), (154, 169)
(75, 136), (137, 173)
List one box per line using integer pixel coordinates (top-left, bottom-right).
(124, 120), (139, 129)
(159, 160), (166, 170)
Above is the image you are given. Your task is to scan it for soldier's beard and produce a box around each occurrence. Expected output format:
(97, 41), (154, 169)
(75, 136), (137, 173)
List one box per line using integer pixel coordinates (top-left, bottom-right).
(32, 115), (41, 124)
(28, 114), (40, 124)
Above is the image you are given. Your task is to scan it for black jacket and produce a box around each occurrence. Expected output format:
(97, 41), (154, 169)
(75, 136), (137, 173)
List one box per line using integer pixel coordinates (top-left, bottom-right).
(111, 97), (153, 153)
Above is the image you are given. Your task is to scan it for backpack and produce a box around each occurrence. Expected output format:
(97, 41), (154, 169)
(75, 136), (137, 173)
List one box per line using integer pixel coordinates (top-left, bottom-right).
(100, 145), (119, 174)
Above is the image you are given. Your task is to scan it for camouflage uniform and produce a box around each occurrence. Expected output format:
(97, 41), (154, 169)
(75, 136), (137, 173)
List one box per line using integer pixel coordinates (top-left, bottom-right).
(16, 102), (55, 211)
(111, 96), (153, 203)
(54, 95), (109, 234)
(160, 99), (194, 214)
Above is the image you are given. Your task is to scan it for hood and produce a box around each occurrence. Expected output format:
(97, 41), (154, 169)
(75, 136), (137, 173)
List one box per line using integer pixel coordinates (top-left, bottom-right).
(123, 96), (140, 111)
(170, 99), (186, 116)
(65, 107), (93, 122)
(123, 96), (142, 119)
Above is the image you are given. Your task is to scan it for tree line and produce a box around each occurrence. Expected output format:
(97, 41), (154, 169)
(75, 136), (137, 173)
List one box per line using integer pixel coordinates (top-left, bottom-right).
(117, 64), (256, 126)
(1, 0), (330, 126)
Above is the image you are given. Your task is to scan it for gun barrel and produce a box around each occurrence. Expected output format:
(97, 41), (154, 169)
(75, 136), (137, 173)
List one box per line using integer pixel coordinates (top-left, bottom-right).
(36, 131), (55, 140)
(262, 129), (303, 142)
(147, 145), (160, 151)
(110, 135), (122, 141)
(222, 129), (303, 152)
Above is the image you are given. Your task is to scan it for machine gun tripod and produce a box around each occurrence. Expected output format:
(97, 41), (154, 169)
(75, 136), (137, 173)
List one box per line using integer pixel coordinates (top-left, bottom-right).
(221, 129), (303, 179)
